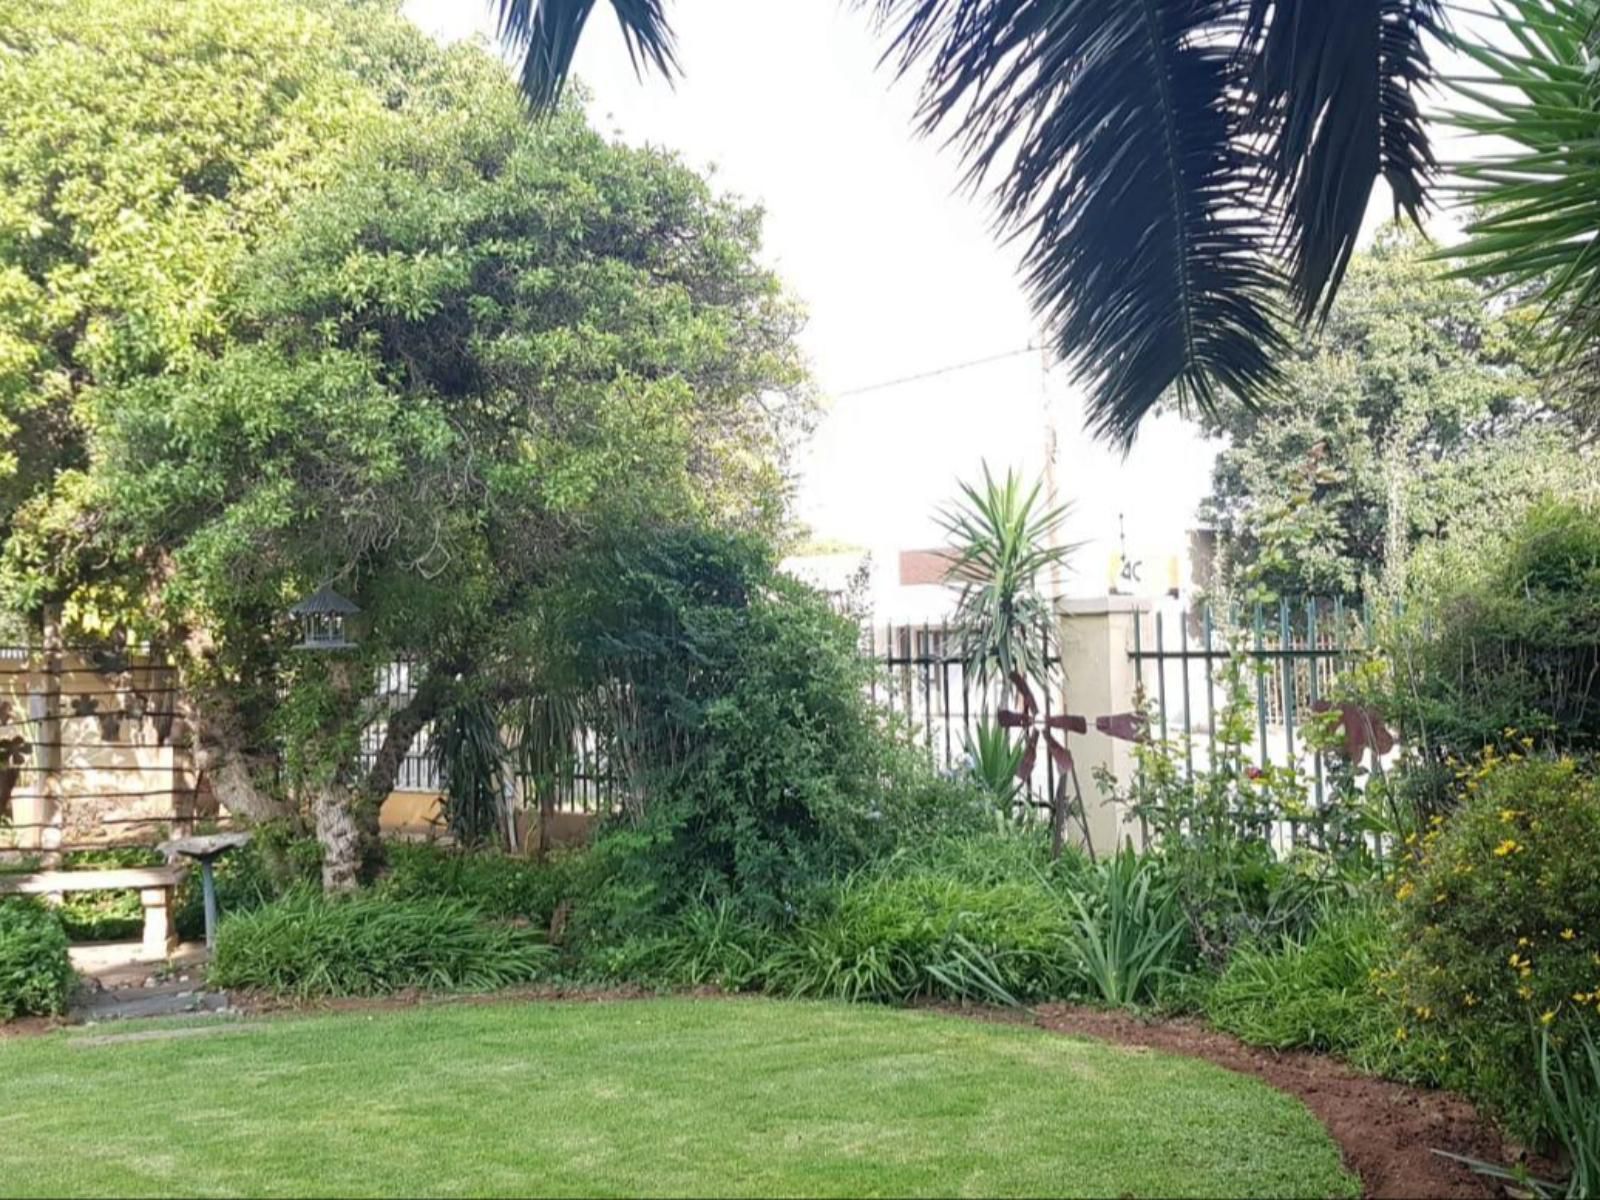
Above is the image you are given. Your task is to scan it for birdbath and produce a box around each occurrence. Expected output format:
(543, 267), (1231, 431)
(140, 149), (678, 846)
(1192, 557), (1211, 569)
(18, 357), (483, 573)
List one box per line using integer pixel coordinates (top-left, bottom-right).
(160, 832), (253, 950)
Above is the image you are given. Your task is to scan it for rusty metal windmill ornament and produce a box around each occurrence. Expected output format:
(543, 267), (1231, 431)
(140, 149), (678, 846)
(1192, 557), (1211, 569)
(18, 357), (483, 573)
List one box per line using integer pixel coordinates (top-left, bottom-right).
(1308, 700), (1394, 766)
(997, 671), (1097, 861)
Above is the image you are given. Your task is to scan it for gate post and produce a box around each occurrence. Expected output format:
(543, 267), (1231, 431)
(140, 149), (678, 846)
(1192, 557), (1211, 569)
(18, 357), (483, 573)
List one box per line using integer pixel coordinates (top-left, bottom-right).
(1058, 595), (1144, 854)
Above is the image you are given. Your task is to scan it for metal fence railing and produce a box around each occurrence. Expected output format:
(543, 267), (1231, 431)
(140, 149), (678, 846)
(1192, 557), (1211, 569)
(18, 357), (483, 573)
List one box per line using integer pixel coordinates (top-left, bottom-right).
(868, 620), (1064, 808)
(1126, 597), (1389, 847)
(364, 621), (1068, 816)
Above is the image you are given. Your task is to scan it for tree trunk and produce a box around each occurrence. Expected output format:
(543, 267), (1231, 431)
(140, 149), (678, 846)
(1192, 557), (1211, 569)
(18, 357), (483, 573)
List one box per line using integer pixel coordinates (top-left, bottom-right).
(313, 781), (363, 893)
(186, 694), (291, 824)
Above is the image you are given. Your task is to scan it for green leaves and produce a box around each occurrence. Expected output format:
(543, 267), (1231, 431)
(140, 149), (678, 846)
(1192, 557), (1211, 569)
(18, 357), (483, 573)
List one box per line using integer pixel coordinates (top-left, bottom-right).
(507, 0), (1447, 445)
(937, 463), (1073, 696)
(1447, 0), (1600, 376)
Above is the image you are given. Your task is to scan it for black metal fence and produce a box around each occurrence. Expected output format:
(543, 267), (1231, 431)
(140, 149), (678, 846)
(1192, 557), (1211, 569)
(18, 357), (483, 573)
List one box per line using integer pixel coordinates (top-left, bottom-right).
(365, 621), (1066, 816)
(868, 620), (1063, 805)
(1127, 597), (1387, 843)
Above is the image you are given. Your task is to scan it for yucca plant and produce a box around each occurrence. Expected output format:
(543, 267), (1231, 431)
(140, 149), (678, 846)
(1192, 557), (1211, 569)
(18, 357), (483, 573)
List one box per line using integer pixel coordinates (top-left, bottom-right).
(431, 696), (511, 849)
(507, 689), (585, 852)
(937, 463), (1074, 703)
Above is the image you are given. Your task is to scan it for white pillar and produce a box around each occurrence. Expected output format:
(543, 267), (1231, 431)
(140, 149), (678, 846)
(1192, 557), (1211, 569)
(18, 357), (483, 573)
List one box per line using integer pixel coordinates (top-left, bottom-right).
(1059, 595), (1145, 855)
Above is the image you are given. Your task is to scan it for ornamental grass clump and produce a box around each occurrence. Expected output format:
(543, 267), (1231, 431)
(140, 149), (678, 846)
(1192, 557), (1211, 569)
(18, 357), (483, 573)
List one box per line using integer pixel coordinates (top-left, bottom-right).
(1393, 751), (1600, 1139)
(210, 889), (553, 998)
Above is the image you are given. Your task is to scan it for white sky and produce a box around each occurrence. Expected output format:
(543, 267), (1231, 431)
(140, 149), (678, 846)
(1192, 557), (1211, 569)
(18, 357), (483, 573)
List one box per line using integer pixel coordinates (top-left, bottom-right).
(403, 0), (1499, 591)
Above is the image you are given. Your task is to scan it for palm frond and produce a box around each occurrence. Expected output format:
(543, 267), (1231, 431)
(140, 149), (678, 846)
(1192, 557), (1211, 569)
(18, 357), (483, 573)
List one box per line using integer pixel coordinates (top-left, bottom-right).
(496, 0), (678, 110)
(1446, 0), (1600, 368)
(1246, 0), (1445, 321)
(430, 696), (511, 848)
(869, 0), (1287, 444)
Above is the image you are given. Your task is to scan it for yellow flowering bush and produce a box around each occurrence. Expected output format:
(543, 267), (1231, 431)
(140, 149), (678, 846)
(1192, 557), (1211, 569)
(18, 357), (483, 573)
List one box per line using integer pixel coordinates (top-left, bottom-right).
(1394, 754), (1600, 1138)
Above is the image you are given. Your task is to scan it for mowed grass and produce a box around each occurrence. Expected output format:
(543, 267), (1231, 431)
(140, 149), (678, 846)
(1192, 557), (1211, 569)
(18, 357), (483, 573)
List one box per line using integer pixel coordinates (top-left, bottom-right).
(0, 998), (1357, 1198)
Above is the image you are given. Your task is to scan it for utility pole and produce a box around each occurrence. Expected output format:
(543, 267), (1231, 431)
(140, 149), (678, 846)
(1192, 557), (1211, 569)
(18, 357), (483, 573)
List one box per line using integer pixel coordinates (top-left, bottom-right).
(1039, 334), (1065, 603)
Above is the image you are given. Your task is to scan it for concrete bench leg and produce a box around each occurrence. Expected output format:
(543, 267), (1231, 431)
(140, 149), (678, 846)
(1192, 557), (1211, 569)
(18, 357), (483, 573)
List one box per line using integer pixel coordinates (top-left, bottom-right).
(140, 886), (177, 960)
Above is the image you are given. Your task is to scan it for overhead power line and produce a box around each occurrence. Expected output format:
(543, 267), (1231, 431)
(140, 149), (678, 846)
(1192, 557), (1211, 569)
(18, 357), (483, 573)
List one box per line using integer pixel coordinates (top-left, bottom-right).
(832, 344), (1039, 399)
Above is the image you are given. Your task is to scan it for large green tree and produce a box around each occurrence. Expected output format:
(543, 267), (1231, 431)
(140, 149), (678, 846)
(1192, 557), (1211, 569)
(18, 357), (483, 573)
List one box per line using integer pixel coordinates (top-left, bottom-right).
(0, 0), (452, 573)
(1200, 227), (1596, 601)
(5, 0), (806, 887)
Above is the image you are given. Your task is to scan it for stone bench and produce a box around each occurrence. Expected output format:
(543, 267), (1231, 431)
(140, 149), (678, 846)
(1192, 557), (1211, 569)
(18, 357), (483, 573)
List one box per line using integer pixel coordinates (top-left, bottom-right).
(0, 866), (188, 958)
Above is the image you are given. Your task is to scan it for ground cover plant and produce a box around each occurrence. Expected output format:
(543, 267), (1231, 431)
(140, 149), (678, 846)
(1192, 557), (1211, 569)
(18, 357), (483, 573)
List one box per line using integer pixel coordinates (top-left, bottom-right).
(0, 998), (1358, 1199)
(208, 890), (553, 998)
(0, 895), (73, 1020)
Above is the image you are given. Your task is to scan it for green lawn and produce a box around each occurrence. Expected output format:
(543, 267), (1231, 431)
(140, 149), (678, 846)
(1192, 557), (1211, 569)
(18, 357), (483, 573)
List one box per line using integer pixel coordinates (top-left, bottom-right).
(0, 998), (1357, 1198)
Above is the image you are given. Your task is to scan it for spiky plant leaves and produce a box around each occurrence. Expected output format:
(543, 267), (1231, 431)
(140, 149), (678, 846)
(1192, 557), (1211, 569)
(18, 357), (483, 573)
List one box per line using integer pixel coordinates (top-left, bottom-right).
(494, 0), (677, 109)
(937, 463), (1075, 698)
(1447, 0), (1600, 376)
(871, 0), (1289, 444)
(1246, 0), (1444, 322)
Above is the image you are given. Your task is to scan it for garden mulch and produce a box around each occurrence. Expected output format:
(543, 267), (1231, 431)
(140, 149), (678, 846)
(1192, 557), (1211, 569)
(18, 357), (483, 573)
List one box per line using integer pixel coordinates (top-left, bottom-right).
(1024, 1003), (1529, 1200)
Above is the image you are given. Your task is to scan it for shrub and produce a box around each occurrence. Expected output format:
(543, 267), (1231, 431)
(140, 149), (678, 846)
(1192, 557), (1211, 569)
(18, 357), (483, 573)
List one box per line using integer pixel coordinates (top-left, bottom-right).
(0, 896), (74, 1020)
(378, 842), (572, 925)
(761, 865), (1078, 1005)
(1101, 656), (1374, 966)
(552, 528), (987, 933)
(209, 890), (553, 997)
(1390, 500), (1600, 766)
(1393, 754), (1600, 1138)
(580, 897), (777, 990)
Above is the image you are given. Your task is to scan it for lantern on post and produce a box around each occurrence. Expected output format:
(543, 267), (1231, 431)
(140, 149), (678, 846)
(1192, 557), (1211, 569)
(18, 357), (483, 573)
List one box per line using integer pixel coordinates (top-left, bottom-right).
(288, 584), (361, 651)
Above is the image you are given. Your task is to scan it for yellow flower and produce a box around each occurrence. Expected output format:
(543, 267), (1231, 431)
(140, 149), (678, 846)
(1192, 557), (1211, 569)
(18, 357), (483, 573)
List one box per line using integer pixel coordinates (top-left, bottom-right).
(1541, 1010), (1557, 1026)
(1396, 880), (1416, 901)
(1500, 808), (1519, 824)
(1561, 929), (1577, 942)
(1509, 952), (1525, 968)
(1518, 937), (1531, 947)
(1415, 1005), (1433, 1021)
(1519, 985), (1534, 1000)
(1494, 839), (1520, 857)
(1395, 1026), (1408, 1042)
(1463, 993), (1478, 1007)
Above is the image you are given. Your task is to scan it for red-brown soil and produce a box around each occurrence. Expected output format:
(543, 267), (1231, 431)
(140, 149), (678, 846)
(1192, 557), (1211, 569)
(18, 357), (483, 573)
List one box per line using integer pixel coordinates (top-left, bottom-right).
(1028, 1003), (1527, 1200)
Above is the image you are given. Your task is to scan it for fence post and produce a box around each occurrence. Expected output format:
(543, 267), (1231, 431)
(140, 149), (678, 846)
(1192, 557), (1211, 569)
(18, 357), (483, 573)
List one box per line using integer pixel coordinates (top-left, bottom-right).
(1058, 595), (1143, 855)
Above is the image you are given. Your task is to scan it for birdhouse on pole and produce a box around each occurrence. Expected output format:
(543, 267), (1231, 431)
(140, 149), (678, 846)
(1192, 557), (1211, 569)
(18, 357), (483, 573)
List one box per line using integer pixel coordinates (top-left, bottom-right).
(288, 584), (361, 651)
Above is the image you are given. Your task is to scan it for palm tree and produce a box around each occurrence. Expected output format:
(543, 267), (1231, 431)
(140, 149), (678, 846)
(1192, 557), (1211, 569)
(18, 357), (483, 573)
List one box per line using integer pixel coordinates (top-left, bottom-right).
(495, 0), (1444, 445)
(492, 0), (1600, 445)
